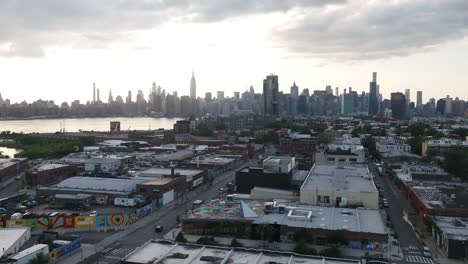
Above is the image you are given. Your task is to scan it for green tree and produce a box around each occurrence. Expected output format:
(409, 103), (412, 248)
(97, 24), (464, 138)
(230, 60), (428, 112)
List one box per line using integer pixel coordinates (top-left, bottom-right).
(196, 236), (217, 245)
(453, 128), (468, 140)
(294, 239), (309, 255)
(256, 224), (276, 242)
(175, 232), (187, 243)
(30, 253), (49, 264)
(320, 246), (342, 258)
(442, 151), (468, 180)
(230, 238), (243, 247)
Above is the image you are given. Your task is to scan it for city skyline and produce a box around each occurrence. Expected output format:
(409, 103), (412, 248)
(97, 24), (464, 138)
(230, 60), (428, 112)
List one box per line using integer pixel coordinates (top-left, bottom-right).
(0, 1), (468, 103)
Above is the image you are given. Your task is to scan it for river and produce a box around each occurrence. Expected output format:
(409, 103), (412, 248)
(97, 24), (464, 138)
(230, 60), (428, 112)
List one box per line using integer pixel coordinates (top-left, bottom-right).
(0, 117), (181, 133)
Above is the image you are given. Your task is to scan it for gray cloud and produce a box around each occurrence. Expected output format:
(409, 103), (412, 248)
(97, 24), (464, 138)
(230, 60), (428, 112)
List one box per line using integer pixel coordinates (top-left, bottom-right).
(274, 0), (468, 60)
(0, 0), (344, 57)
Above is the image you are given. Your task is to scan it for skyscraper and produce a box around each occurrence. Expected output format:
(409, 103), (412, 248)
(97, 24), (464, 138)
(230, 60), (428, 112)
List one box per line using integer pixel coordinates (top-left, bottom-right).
(205, 92), (212, 102)
(234, 92), (240, 100)
(97, 88), (100, 103)
(108, 90), (113, 104)
(391, 92), (407, 119)
(368, 72), (379, 115)
(290, 82), (299, 97)
(445, 95), (453, 115)
(263, 74), (279, 116)
(405, 89), (411, 106)
(93, 82), (96, 104)
(416, 91), (423, 108)
(217, 91), (224, 101)
(190, 72), (196, 99)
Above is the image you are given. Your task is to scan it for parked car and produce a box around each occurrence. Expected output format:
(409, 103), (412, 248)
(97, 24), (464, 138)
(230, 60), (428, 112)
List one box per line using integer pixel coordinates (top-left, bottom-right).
(422, 246), (432, 258)
(155, 225), (164, 233)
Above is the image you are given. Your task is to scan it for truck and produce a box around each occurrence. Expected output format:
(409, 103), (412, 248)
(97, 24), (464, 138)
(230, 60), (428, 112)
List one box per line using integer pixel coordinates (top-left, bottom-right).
(114, 197), (137, 207)
(11, 212), (23, 220)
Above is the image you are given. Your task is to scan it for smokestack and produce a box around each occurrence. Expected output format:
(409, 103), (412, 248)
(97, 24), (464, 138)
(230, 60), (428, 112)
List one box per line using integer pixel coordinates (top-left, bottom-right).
(335, 87), (338, 97)
(97, 88), (100, 102)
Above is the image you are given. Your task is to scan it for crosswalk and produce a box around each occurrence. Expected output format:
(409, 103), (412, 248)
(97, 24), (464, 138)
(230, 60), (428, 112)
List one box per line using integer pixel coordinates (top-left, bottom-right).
(405, 255), (434, 263)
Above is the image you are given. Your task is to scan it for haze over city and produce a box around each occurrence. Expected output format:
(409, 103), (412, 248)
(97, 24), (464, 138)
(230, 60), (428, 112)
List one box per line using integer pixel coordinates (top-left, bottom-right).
(1, 0), (468, 103)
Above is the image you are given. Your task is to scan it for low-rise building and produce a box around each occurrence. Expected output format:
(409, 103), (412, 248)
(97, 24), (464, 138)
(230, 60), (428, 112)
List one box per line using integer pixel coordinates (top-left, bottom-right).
(8, 244), (49, 264)
(376, 142), (411, 154)
(430, 215), (468, 259)
(278, 132), (319, 156)
(121, 240), (362, 264)
(137, 167), (207, 191)
(0, 158), (28, 184)
(422, 138), (468, 157)
(300, 164), (379, 209)
(31, 163), (78, 186)
(235, 156), (297, 193)
(84, 157), (122, 174)
(0, 228), (31, 259)
(37, 176), (148, 198)
(136, 176), (185, 207)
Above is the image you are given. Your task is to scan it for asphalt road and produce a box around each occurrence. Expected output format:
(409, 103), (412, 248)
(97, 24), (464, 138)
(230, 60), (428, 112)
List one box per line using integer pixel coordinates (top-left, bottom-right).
(368, 161), (433, 264)
(79, 164), (242, 264)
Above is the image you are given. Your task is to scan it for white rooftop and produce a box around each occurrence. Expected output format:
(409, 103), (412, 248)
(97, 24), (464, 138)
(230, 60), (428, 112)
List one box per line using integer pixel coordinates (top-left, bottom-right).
(0, 228), (30, 258)
(138, 168), (203, 178)
(122, 240), (361, 264)
(9, 244), (48, 260)
(301, 164), (377, 193)
(55, 176), (147, 192)
(255, 206), (386, 235)
(36, 163), (69, 171)
(431, 216), (468, 241)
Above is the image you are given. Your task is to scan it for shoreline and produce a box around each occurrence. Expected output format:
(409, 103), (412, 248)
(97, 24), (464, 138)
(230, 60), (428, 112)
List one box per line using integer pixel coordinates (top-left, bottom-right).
(0, 115), (183, 121)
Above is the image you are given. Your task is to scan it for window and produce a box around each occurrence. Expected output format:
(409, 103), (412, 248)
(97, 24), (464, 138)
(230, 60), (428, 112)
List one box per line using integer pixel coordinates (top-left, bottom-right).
(317, 195), (330, 204)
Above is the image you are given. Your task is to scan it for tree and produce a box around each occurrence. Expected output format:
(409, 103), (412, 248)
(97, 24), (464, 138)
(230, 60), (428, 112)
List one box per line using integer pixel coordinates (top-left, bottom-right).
(230, 238), (243, 247)
(320, 246), (342, 258)
(175, 232), (187, 243)
(453, 128), (468, 140)
(196, 236), (217, 245)
(30, 253), (49, 264)
(442, 151), (468, 180)
(294, 239), (309, 255)
(327, 232), (349, 246)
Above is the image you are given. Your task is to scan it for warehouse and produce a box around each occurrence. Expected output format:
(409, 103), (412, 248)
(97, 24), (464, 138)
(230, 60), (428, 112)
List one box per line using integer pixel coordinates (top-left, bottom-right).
(36, 176), (149, 198)
(137, 167), (207, 191)
(300, 163), (379, 209)
(121, 240), (361, 264)
(0, 228), (31, 259)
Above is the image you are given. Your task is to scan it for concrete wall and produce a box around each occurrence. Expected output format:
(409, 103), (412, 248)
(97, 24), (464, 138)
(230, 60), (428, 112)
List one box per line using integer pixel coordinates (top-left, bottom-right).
(300, 189), (379, 209)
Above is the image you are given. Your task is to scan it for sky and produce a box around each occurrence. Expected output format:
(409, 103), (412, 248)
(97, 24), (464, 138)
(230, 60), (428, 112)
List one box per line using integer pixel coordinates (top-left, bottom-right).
(0, 0), (468, 104)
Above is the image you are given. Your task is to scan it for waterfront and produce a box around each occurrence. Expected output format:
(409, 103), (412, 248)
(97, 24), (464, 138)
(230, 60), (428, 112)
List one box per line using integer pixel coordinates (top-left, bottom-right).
(0, 117), (181, 133)
(0, 147), (22, 158)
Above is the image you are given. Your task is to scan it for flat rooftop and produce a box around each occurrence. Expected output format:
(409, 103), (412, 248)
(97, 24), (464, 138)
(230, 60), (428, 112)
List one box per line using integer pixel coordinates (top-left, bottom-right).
(410, 182), (468, 209)
(0, 228), (30, 258)
(36, 163), (69, 171)
(138, 168), (203, 178)
(54, 176), (148, 192)
(9, 244), (48, 260)
(0, 158), (26, 170)
(186, 199), (266, 220)
(301, 164), (377, 193)
(122, 240), (361, 264)
(431, 216), (468, 241)
(254, 206), (386, 235)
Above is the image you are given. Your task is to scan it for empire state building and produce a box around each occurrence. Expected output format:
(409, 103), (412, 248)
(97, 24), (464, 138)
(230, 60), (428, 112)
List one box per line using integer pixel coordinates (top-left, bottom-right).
(190, 72), (196, 99)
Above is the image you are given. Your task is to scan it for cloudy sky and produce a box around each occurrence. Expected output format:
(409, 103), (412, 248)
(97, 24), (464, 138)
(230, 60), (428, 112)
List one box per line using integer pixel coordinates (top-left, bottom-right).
(0, 0), (468, 104)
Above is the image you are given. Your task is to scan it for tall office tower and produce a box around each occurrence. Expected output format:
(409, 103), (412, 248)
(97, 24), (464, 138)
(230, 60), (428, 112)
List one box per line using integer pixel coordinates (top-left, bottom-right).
(335, 87), (339, 97)
(405, 89), (411, 106)
(341, 92), (355, 115)
(152, 82), (157, 94)
(325, 85), (333, 95)
(445, 95), (453, 115)
(136, 90), (145, 104)
(416, 91), (423, 107)
(391, 92), (407, 119)
(108, 90), (113, 104)
(93, 82), (96, 104)
(190, 72), (196, 99)
(290, 82), (299, 97)
(205, 92), (212, 102)
(249, 85), (254, 95)
(126, 91), (132, 103)
(217, 91), (224, 101)
(368, 72), (379, 115)
(302, 88), (310, 97)
(429, 98), (436, 110)
(234, 92), (240, 100)
(263, 74), (279, 116)
(173, 91), (178, 97)
(97, 88), (100, 103)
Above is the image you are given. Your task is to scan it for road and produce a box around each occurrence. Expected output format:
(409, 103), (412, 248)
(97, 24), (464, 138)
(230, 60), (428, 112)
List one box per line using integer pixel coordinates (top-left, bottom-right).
(78, 163), (243, 264)
(368, 161), (433, 264)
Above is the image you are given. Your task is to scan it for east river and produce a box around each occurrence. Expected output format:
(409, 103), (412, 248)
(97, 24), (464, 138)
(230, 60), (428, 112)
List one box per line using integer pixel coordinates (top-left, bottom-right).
(0, 117), (181, 133)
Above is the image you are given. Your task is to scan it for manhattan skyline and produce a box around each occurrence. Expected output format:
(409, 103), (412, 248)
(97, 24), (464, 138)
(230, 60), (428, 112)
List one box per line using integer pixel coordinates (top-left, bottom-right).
(1, 0), (468, 103)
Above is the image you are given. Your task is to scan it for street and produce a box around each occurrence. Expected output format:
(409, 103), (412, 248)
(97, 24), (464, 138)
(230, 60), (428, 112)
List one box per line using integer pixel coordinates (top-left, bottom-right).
(368, 161), (433, 264)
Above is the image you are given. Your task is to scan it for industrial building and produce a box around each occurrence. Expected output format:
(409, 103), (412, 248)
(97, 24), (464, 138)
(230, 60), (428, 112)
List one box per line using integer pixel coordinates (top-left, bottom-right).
(31, 163), (78, 186)
(430, 215), (468, 259)
(0, 158), (28, 184)
(300, 164), (379, 209)
(37, 176), (149, 198)
(0, 228), (31, 259)
(137, 167), (207, 191)
(235, 156), (299, 193)
(121, 240), (362, 264)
